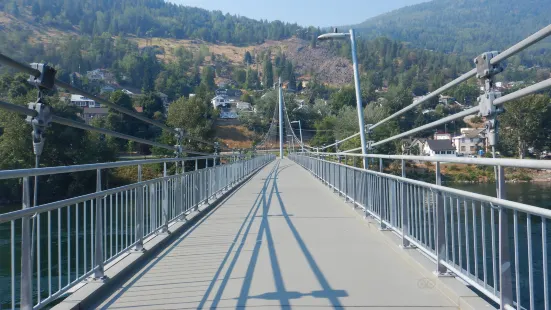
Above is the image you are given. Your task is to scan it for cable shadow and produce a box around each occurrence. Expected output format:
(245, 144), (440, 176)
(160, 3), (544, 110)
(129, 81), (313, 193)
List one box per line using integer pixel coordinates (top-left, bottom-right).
(214, 160), (347, 308)
(97, 162), (276, 309)
(269, 161), (347, 307)
(195, 161), (280, 308)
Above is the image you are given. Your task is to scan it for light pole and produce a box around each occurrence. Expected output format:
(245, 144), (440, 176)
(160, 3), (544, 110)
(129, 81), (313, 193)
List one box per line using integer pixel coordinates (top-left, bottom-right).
(291, 120), (304, 153)
(278, 77), (284, 159)
(318, 28), (368, 169)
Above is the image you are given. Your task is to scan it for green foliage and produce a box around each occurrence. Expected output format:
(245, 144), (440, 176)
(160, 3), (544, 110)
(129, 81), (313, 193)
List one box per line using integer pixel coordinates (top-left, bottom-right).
(499, 94), (551, 158)
(0, 73), (117, 203)
(5, 0), (307, 46)
(263, 59), (274, 89)
(310, 116), (337, 148)
(354, 0), (551, 67)
(166, 95), (215, 154)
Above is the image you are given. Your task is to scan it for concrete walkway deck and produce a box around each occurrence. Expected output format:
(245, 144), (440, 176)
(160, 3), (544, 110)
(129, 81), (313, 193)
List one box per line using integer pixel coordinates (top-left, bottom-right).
(95, 159), (459, 309)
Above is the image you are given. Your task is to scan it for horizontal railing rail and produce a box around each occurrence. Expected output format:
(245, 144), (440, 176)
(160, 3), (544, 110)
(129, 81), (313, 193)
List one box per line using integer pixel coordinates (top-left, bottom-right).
(2, 154), (275, 310)
(290, 153), (549, 310)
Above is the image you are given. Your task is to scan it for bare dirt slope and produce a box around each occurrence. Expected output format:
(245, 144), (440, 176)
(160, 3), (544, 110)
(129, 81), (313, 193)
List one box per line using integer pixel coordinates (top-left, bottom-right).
(1, 10), (352, 86)
(133, 37), (353, 86)
(253, 37), (353, 86)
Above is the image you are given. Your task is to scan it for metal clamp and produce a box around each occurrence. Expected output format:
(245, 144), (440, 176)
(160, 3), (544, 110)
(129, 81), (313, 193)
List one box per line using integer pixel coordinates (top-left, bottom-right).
(478, 90), (503, 118)
(26, 98), (51, 157)
(28, 63), (56, 90)
(474, 51), (502, 81)
(367, 140), (375, 151)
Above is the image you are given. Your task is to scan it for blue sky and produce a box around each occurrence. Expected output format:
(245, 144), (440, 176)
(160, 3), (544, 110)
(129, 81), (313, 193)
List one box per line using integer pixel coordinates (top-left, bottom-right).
(168, 0), (429, 27)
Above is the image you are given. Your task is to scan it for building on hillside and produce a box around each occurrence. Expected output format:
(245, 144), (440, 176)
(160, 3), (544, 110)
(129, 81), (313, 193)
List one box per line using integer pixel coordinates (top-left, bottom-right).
(434, 132), (452, 140)
(134, 107), (144, 113)
(86, 69), (115, 83)
(401, 138), (427, 155)
(81, 107), (109, 124)
(122, 89), (140, 98)
(189, 94), (196, 98)
(86, 69), (105, 81)
(71, 95), (99, 108)
(211, 95), (230, 109)
(424, 139), (457, 157)
(100, 85), (116, 95)
(215, 89), (228, 96)
(452, 128), (485, 155)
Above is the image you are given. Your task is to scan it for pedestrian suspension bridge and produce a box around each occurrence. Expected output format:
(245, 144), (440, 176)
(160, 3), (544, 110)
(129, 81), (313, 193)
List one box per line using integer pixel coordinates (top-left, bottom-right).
(0, 24), (551, 310)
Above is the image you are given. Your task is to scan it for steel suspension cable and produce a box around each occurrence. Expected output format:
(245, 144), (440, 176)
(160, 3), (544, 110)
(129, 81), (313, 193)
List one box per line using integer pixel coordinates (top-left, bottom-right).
(320, 24), (551, 152)
(0, 53), (218, 148)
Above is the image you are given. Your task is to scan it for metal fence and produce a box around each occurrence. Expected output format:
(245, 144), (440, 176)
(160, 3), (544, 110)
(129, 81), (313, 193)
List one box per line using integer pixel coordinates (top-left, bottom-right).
(0, 154), (274, 310)
(290, 153), (551, 310)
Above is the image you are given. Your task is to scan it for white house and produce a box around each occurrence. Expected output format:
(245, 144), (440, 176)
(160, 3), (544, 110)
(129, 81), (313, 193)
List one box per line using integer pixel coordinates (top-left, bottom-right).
(434, 132), (452, 140)
(211, 95), (230, 109)
(70, 95), (98, 108)
(424, 140), (457, 157)
(452, 128), (485, 155)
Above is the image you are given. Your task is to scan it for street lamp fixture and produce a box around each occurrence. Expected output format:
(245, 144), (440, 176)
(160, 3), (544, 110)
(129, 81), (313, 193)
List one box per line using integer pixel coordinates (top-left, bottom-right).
(317, 28), (368, 169)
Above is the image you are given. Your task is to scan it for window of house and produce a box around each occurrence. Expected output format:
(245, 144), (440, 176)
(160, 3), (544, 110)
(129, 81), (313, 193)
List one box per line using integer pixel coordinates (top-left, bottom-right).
(470, 146), (476, 152)
(461, 146), (466, 152)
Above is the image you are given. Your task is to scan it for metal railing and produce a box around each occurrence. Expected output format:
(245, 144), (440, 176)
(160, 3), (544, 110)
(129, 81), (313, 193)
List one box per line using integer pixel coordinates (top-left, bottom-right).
(0, 154), (274, 310)
(290, 153), (551, 310)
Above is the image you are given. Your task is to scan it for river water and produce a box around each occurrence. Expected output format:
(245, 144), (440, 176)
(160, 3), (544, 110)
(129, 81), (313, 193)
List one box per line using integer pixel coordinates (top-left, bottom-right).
(0, 182), (550, 308)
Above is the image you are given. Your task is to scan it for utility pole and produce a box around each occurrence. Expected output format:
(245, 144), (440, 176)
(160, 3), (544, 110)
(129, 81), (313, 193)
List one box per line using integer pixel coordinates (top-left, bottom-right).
(279, 77), (284, 159)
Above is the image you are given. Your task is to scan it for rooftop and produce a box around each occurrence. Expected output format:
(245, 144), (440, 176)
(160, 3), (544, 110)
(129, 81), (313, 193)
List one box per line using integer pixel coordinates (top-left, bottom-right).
(426, 139), (456, 151)
(83, 107), (109, 114)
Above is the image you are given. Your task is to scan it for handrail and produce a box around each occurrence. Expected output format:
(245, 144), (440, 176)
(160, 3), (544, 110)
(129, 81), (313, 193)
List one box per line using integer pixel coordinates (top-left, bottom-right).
(0, 155), (221, 180)
(289, 153), (550, 310)
(311, 150), (551, 170)
(3, 154), (275, 310)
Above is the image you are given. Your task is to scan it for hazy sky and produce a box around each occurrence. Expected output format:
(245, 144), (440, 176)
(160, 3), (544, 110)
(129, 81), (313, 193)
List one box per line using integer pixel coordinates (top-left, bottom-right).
(168, 0), (429, 27)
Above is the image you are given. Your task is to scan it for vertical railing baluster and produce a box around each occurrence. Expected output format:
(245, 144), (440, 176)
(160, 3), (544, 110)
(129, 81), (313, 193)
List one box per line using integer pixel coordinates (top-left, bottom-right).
(400, 159), (410, 248)
(94, 169), (105, 280)
(497, 165), (513, 308)
(435, 162), (446, 274)
(135, 165), (144, 251)
(21, 177), (32, 310)
(513, 210), (520, 310)
(527, 214), (534, 310)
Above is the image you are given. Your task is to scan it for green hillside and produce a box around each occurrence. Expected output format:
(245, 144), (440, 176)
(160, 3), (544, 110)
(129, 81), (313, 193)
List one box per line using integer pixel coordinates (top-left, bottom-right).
(354, 0), (551, 66)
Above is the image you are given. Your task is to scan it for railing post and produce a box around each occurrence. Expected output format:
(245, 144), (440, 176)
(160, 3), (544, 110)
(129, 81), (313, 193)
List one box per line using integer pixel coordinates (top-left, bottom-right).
(134, 165), (144, 251)
(94, 169), (106, 279)
(206, 159), (210, 204)
(21, 177), (32, 310)
(498, 165), (513, 308)
(379, 158), (388, 230)
(435, 161), (447, 274)
(400, 159), (411, 248)
(352, 168), (356, 207)
(161, 162), (169, 233)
